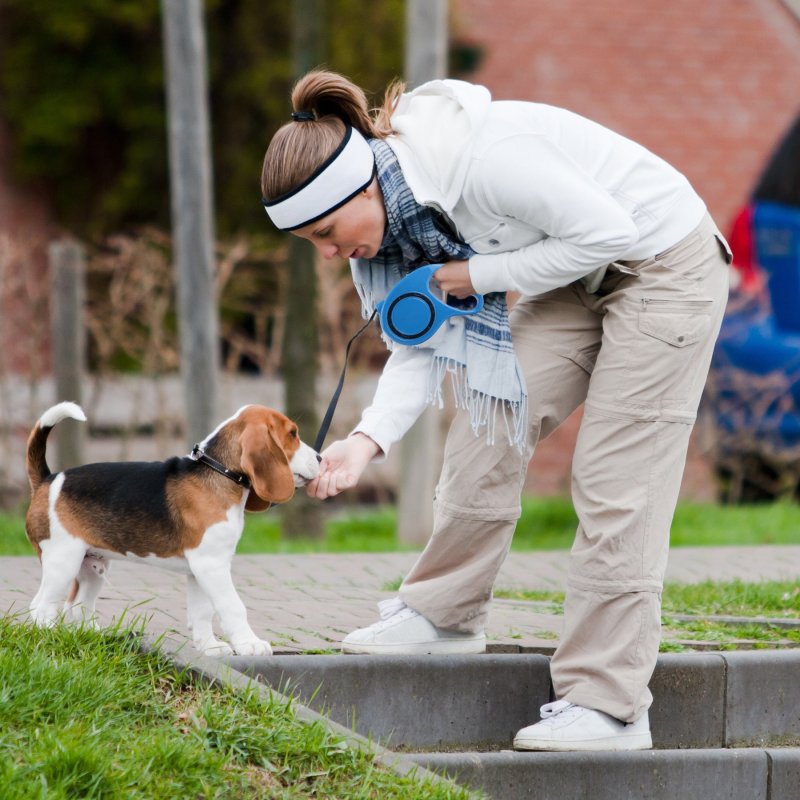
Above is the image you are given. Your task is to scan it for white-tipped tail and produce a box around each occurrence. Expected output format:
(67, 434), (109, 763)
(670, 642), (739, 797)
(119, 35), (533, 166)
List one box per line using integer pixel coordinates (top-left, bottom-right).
(39, 402), (87, 429)
(27, 403), (86, 491)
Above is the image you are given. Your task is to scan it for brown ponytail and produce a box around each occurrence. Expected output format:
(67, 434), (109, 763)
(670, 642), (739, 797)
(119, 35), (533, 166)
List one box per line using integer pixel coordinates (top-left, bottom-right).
(261, 70), (405, 201)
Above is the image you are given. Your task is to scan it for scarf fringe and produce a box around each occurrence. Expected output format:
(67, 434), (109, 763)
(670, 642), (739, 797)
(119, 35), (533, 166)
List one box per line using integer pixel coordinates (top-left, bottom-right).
(428, 357), (528, 451)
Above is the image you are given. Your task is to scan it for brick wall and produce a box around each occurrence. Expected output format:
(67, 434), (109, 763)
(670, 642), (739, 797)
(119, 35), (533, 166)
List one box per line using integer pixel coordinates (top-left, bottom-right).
(453, 0), (800, 234)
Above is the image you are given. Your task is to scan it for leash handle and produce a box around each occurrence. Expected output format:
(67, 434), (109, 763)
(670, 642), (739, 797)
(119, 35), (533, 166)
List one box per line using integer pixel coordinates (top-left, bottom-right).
(313, 309), (377, 454)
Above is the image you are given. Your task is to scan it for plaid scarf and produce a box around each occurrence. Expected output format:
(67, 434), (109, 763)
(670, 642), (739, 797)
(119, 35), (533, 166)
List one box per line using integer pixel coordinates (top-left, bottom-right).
(351, 138), (527, 448)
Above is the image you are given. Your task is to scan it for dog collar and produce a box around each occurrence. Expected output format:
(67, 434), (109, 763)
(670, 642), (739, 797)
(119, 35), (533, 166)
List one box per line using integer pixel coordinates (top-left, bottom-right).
(190, 445), (252, 490)
(261, 126), (375, 231)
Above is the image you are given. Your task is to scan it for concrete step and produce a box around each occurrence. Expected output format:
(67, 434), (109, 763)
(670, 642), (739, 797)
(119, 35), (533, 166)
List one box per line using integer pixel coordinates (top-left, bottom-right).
(409, 747), (800, 800)
(226, 650), (800, 752)
(224, 651), (800, 799)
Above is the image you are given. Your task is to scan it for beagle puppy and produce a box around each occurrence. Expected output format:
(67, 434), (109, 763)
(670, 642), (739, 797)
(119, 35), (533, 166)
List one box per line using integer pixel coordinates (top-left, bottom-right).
(25, 401), (320, 656)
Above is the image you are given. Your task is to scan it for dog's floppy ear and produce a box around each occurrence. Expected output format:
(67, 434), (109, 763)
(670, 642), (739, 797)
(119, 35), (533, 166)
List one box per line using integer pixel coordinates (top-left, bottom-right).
(239, 423), (295, 511)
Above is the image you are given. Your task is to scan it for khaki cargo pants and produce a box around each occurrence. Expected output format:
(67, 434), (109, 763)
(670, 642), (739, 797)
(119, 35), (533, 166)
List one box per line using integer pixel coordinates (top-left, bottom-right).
(399, 213), (731, 722)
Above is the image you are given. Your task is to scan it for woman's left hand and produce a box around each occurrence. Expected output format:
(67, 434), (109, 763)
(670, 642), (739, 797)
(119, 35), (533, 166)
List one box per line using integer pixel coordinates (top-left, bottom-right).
(433, 260), (475, 299)
(305, 433), (380, 500)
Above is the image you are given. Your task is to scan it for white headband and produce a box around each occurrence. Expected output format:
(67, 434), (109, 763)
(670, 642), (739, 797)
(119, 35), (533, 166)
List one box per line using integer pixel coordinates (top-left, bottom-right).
(263, 126), (376, 231)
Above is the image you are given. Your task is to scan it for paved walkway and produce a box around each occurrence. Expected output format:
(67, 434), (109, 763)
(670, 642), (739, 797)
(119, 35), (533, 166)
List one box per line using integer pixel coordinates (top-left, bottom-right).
(2, 546), (799, 654)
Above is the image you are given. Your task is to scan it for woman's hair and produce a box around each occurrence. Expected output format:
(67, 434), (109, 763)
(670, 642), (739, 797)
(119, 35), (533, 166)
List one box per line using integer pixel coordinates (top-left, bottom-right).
(261, 70), (404, 201)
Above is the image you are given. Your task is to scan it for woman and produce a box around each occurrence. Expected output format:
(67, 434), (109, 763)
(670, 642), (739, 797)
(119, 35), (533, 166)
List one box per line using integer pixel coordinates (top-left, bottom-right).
(261, 70), (730, 752)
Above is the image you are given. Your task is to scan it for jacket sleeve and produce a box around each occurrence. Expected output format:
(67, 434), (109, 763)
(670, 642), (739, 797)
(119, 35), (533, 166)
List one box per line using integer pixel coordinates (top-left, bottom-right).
(351, 346), (432, 458)
(466, 134), (640, 297)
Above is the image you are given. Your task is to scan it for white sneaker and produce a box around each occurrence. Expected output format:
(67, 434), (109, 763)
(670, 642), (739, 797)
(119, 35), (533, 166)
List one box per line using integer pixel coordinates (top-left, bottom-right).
(513, 700), (653, 751)
(341, 598), (486, 655)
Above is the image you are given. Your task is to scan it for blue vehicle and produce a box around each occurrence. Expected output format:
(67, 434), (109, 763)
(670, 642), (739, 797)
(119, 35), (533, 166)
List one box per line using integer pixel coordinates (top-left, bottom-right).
(706, 115), (800, 502)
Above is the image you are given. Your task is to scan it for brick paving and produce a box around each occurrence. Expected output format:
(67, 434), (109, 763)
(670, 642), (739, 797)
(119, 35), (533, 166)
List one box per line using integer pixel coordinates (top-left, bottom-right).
(2, 546), (799, 655)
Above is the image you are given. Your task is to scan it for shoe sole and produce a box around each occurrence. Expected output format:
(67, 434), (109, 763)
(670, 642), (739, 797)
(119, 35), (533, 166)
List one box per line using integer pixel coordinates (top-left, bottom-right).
(512, 732), (653, 752)
(341, 637), (486, 655)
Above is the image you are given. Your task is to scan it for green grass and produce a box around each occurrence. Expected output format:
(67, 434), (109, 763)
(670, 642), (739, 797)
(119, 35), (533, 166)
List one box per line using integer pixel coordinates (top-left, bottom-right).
(512, 498), (800, 549)
(660, 580), (800, 650)
(235, 497), (800, 553)
(0, 512), (34, 556)
(660, 579), (800, 617)
(496, 579), (800, 617)
(236, 508), (406, 554)
(0, 615), (473, 799)
(660, 619), (800, 651)
(3, 497), (800, 557)
(494, 580), (800, 652)
(667, 502), (800, 548)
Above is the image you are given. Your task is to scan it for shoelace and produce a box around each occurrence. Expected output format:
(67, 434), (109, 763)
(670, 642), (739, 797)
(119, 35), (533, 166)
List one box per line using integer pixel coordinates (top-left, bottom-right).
(540, 700), (578, 719)
(378, 596), (408, 619)
(365, 597), (418, 632)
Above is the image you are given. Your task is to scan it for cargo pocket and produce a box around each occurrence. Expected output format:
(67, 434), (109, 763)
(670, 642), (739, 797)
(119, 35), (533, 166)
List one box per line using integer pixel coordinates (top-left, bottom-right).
(617, 298), (714, 407)
(715, 233), (733, 265)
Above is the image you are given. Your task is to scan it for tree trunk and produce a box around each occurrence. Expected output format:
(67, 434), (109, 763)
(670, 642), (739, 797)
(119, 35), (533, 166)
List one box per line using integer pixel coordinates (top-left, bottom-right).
(398, 0), (449, 546)
(161, 0), (219, 447)
(281, 0), (324, 539)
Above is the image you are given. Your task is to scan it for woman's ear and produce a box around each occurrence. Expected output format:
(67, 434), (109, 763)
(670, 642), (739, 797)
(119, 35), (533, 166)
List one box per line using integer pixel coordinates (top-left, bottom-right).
(239, 424), (295, 511)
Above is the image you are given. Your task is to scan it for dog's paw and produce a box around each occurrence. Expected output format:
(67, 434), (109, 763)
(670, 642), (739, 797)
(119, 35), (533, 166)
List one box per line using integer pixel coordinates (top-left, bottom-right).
(198, 639), (235, 658)
(231, 638), (273, 657)
(29, 607), (58, 627)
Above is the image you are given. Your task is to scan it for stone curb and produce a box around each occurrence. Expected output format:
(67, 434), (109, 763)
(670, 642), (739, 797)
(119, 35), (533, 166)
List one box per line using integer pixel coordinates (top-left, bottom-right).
(409, 748), (800, 800)
(225, 650), (800, 751)
(664, 613), (800, 630)
(142, 642), (800, 800)
(138, 633), (481, 798)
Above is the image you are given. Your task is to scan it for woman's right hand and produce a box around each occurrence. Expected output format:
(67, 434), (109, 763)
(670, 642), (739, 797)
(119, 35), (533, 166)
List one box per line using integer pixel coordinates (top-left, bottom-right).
(306, 433), (381, 499)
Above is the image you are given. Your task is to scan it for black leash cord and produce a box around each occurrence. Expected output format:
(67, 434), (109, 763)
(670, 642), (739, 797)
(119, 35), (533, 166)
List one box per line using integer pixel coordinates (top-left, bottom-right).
(313, 309), (378, 454)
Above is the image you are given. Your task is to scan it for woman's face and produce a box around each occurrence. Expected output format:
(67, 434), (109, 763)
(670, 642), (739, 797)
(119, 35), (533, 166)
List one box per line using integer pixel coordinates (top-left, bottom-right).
(292, 179), (386, 261)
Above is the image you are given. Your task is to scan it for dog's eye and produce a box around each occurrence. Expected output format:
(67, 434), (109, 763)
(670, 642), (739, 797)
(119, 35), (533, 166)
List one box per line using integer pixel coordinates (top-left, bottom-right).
(289, 428), (298, 439)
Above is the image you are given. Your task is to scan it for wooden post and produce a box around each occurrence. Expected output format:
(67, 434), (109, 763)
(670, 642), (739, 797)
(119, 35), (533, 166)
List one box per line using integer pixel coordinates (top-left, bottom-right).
(405, 0), (448, 89)
(161, 0), (219, 446)
(48, 239), (86, 470)
(397, 0), (449, 546)
(279, 0), (325, 539)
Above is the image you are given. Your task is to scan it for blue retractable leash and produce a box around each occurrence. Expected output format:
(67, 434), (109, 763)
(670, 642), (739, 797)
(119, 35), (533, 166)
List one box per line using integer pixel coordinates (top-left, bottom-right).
(376, 263), (484, 345)
(313, 263), (484, 453)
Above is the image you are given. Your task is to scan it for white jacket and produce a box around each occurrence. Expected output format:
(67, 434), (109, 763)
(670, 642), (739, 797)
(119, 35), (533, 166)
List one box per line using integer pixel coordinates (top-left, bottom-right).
(353, 80), (707, 455)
